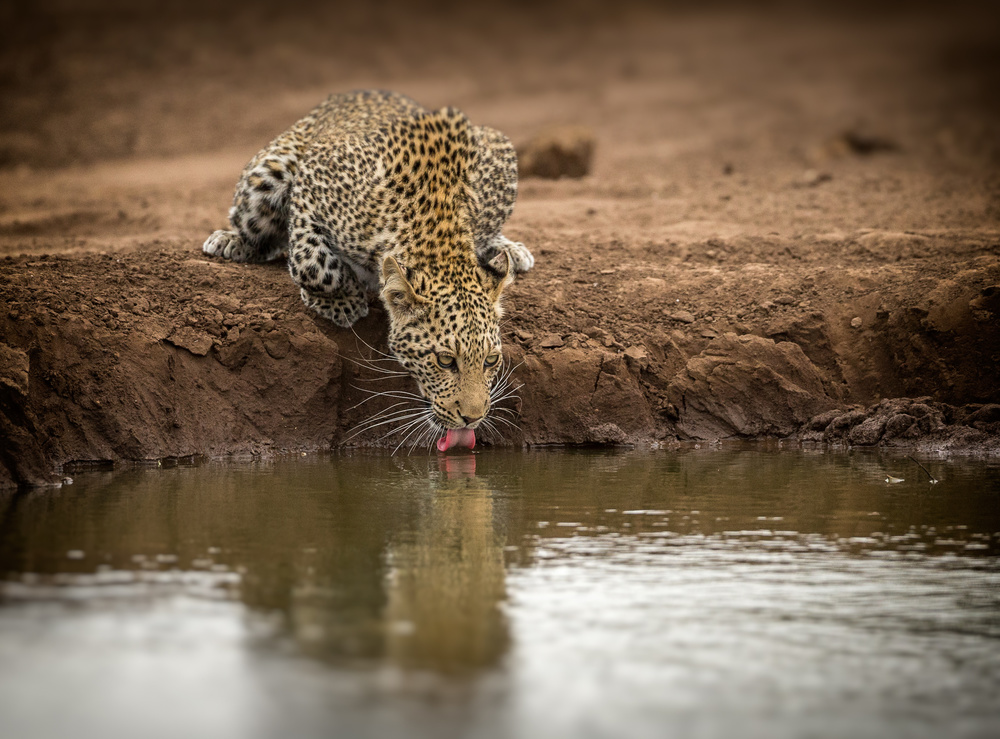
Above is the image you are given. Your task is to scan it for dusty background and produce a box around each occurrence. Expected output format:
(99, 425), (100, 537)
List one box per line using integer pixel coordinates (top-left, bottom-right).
(2, 0), (999, 485)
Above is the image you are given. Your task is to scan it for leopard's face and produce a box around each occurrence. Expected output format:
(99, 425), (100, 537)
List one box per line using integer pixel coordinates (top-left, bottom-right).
(381, 255), (512, 430)
(386, 285), (504, 430)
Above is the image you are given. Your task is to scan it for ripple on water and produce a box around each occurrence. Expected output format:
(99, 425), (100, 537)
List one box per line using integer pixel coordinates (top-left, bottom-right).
(0, 449), (997, 739)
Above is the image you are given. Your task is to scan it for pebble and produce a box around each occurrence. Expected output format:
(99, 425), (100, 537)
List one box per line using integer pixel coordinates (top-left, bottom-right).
(851, 316), (863, 328)
(666, 310), (696, 324)
(801, 169), (833, 187)
(540, 334), (565, 349)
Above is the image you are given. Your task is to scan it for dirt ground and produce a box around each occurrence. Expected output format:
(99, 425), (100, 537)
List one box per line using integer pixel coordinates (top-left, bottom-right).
(2, 0), (1000, 485)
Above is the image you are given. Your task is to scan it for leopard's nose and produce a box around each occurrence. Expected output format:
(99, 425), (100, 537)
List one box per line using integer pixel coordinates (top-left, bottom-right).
(456, 397), (489, 426)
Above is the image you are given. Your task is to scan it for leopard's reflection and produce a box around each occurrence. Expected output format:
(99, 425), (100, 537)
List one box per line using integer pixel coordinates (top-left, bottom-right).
(0, 454), (512, 673)
(382, 454), (508, 672)
(245, 453), (510, 673)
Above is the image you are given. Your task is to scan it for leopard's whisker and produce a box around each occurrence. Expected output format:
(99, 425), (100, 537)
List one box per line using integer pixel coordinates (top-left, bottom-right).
(477, 418), (496, 443)
(344, 394), (411, 414)
(346, 403), (421, 430)
(490, 388), (523, 405)
(401, 417), (438, 455)
(426, 423), (442, 453)
(350, 385), (425, 402)
(342, 407), (431, 442)
(486, 414), (520, 432)
(491, 377), (524, 394)
(392, 422), (427, 454)
(373, 414), (429, 445)
(346, 358), (408, 376)
(480, 417), (506, 444)
(490, 360), (523, 392)
(350, 326), (398, 361)
(408, 422), (431, 455)
(382, 414), (433, 447)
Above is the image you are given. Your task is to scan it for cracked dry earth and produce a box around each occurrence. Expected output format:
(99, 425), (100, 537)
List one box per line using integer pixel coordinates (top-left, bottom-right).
(2, 2), (1000, 485)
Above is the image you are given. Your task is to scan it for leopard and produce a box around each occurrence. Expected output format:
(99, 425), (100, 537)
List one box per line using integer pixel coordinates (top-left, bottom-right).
(202, 90), (534, 448)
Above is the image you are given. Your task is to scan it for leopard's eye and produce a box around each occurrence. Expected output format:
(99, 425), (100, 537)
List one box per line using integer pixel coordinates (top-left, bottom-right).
(484, 353), (501, 368)
(437, 353), (456, 369)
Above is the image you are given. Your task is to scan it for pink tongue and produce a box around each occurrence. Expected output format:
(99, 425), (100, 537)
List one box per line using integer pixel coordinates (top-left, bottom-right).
(437, 428), (476, 452)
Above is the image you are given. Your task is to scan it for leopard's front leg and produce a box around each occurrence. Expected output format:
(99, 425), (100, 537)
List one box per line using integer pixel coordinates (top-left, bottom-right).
(288, 211), (369, 328)
(477, 233), (535, 274)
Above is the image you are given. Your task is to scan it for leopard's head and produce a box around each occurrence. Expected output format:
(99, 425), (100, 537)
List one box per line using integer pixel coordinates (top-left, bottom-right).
(380, 253), (514, 430)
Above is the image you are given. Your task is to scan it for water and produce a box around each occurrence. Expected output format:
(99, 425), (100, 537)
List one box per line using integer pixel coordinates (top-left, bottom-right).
(0, 448), (998, 739)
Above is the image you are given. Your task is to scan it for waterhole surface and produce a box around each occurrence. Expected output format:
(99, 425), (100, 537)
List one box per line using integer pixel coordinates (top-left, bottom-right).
(1, 449), (998, 739)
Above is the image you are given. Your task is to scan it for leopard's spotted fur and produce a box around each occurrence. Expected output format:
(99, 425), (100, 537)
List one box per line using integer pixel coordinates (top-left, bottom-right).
(203, 90), (533, 431)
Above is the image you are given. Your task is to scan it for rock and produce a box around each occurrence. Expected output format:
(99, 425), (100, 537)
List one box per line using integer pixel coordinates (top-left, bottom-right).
(539, 334), (565, 349)
(166, 326), (214, 356)
(0, 342), (29, 396)
(850, 316), (863, 329)
(262, 330), (291, 360)
(517, 126), (594, 180)
(585, 326), (608, 340)
(667, 310), (696, 324)
(855, 230), (931, 254)
(848, 416), (886, 445)
(964, 404), (1000, 434)
(908, 402), (935, 417)
(915, 411), (946, 434)
(518, 126), (595, 179)
(810, 397), (975, 447)
(775, 295), (797, 306)
(969, 285), (1000, 316)
(514, 328), (534, 342)
(965, 404), (1000, 424)
(586, 422), (628, 444)
(838, 130), (898, 155)
(800, 169), (832, 187)
(825, 409), (868, 438)
(883, 413), (918, 439)
(623, 345), (649, 371)
(666, 333), (837, 439)
(805, 408), (841, 432)
(0, 341), (62, 487)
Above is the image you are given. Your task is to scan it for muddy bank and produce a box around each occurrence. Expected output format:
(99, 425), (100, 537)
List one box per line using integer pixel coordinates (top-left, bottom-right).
(2, 1), (1000, 484)
(2, 243), (998, 486)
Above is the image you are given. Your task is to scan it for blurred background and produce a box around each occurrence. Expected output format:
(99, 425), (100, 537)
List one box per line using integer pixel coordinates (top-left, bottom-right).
(2, 0), (998, 172)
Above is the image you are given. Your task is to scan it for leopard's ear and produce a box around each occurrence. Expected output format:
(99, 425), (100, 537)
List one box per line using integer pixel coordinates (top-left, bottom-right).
(483, 250), (515, 302)
(381, 256), (428, 317)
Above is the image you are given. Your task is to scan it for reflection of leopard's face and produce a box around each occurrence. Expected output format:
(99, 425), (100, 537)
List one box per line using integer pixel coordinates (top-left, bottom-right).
(386, 280), (504, 430)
